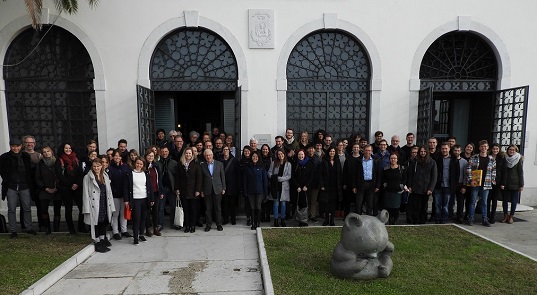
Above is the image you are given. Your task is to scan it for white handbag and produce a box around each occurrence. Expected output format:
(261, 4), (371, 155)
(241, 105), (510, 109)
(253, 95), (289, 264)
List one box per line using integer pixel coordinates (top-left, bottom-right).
(174, 196), (184, 227)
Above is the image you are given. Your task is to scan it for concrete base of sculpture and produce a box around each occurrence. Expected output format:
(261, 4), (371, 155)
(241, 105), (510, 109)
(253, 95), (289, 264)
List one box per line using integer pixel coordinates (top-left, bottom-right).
(330, 211), (394, 280)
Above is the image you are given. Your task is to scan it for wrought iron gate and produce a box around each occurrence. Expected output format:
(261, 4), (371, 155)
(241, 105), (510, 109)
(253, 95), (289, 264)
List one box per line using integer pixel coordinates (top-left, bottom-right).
(137, 85), (155, 152)
(286, 30), (370, 140)
(3, 26), (96, 149)
(493, 86), (529, 152)
(416, 87), (433, 147)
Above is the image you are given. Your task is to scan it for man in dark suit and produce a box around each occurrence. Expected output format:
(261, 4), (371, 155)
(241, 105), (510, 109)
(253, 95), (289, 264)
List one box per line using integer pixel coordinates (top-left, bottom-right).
(200, 149), (226, 231)
(351, 145), (381, 216)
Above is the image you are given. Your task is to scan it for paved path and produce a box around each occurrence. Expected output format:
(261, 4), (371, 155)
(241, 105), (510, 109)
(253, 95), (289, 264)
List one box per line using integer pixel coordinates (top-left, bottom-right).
(43, 222), (263, 294)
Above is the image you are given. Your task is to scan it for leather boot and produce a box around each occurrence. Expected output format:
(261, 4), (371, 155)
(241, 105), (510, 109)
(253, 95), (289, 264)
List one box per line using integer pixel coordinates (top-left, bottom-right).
(280, 219), (286, 227)
(507, 215), (514, 224)
(251, 210), (257, 230)
(145, 227), (153, 237)
(322, 214), (329, 226)
(501, 214), (509, 223)
(53, 216), (61, 232)
(273, 218), (279, 227)
(329, 213), (335, 226)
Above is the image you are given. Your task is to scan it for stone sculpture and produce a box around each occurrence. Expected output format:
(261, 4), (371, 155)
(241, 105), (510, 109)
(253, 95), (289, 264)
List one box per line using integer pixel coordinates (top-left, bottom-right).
(330, 210), (394, 280)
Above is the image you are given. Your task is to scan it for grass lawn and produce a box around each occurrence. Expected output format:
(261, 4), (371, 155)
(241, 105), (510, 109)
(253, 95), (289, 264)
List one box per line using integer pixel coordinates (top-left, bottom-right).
(0, 233), (90, 295)
(263, 226), (537, 295)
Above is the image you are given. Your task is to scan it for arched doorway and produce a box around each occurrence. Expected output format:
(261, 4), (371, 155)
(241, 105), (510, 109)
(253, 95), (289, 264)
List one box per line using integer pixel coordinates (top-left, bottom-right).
(286, 30), (371, 141)
(3, 26), (97, 150)
(141, 28), (239, 149)
(417, 31), (528, 151)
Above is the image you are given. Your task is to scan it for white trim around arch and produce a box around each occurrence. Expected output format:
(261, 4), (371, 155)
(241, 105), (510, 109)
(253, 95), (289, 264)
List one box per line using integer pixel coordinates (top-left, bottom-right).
(275, 14), (382, 141)
(407, 16), (512, 134)
(0, 9), (107, 151)
(137, 11), (249, 146)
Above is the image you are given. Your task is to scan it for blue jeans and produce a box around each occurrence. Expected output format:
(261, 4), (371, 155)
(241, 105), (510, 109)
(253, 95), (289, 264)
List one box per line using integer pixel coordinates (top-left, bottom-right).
(469, 187), (489, 222)
(502, 190), (519, 216)
(434, 187), (451, 223)
(273, 200), (287, 220)
(7, 189), (32, 232)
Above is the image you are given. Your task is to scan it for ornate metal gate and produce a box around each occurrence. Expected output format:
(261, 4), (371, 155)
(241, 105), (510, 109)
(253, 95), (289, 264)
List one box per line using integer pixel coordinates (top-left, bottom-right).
(3, 26), (96, 149)
(493, 86), (529, 152)
(137, 85), (155, 152)
(286, 30), (370, 140)
(150, 28), (238, 91)
(420, 31), (497, 92)
(416, 87), (433, 146)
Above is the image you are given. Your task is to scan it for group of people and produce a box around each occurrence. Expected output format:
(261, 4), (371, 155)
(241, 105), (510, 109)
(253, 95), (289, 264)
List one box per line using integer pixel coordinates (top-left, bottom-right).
(0, 128), (524, 252)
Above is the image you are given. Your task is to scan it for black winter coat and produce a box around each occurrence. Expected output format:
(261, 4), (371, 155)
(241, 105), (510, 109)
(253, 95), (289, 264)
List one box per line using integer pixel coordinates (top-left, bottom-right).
(222, 156), (240, 195)
(174, 161), (202, 199)
(407, 158), (437, 195)
(108, 162), (132, 200)
(292, 160), (314, 190)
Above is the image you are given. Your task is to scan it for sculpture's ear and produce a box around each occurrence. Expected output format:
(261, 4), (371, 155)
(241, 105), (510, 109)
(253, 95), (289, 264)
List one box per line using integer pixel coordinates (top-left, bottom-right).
(345, 213), (363, 228)
(377, 210), (389, 224)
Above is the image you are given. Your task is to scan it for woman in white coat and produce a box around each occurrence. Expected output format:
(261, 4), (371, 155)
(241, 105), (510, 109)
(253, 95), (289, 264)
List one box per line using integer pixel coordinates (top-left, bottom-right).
(83, 158), (116, 253)
(268, 148), (292, 227)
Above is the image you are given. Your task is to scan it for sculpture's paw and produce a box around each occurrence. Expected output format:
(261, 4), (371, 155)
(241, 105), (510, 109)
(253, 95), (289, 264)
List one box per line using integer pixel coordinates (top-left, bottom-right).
(378, 265), (389, 278)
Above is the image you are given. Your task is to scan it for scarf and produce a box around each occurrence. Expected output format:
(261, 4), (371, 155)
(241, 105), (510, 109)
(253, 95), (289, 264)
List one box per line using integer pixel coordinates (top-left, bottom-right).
(505, 152), (521, 168)
(298, 156), (309, 166)
(60, 152), (78, 172)
(43, 156), (56, 168)
(285, 137), (295, 145)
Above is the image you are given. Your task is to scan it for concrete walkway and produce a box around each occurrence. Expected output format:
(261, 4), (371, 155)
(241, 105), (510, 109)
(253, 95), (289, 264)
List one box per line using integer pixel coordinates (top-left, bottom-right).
(41, 222), (263, 295)
(19, 203), (537, 294)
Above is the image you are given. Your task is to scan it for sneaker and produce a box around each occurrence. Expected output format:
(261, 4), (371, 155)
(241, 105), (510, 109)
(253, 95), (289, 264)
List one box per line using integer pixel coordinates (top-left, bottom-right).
(10, 232), (17, 239)
(482, 220), (491, 227)
(113, 233), (122, 240)
(466, 220), (473, 226)
(27, 229), (37, 235)
(217, 225), (223, 231)
(134, 241), (139, 246)
(122, 232), (133, 238)
(139, 236), (147, 242)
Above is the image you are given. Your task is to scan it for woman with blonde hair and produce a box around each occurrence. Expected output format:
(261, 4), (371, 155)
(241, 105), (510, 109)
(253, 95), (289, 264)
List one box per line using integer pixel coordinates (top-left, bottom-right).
(127, 149), (140, 170)
(174, 147), (202, 233)
(82, 158), (115, 253)
(35, 146), (62, 234)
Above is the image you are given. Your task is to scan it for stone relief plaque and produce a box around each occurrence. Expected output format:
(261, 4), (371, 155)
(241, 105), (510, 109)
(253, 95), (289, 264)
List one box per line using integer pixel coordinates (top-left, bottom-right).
(249, 9), (274, 49)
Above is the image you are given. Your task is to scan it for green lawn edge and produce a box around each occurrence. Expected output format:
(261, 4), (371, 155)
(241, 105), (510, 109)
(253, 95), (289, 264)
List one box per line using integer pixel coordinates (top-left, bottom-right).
(262, 226), (537, 295)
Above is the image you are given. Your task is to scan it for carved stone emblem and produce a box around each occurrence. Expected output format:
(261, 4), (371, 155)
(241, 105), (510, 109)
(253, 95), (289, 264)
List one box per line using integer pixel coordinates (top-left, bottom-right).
(249, 9), (274, 49)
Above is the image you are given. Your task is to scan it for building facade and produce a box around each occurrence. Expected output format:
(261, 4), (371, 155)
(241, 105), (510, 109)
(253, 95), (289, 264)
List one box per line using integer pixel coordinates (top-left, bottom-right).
(0, 0), (535, 204)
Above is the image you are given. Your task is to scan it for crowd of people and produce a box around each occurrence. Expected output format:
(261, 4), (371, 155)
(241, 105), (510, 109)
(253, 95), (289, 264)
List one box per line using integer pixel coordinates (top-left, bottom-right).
(0, 127), (524, 252)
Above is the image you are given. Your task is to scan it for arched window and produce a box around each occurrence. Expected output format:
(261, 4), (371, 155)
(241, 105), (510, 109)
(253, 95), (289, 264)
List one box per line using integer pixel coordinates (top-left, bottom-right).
(150, 28), (238, 91)
(286, 30), (370, 140)
(420, 31), (497, 91)
(4, 26), (96, 149)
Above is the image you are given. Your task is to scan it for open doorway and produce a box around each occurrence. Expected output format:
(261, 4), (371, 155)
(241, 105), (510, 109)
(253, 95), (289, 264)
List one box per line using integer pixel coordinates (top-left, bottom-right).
(432, 92), (494, 145)
(154, 91), (236, 139)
